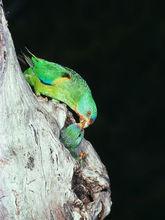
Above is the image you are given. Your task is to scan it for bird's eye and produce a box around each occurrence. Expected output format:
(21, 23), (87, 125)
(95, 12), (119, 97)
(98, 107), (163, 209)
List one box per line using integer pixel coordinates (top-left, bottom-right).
(87, 111), (91, 116)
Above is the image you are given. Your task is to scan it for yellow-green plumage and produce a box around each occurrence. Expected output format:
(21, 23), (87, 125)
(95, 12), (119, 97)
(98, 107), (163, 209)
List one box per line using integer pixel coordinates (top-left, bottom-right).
(24, 54), (97, 153)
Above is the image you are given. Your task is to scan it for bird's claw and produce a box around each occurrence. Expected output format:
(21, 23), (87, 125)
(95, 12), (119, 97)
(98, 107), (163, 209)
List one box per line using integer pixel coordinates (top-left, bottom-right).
(79, 151), (88, 160)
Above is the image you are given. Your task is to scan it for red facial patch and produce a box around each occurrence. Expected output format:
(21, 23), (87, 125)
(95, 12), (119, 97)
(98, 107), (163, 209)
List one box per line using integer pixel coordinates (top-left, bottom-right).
(89, 118), (94, 124)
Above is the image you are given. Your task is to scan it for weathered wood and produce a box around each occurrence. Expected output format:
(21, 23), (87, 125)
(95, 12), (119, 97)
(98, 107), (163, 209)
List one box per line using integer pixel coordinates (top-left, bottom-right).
(0, 2), (111, 219)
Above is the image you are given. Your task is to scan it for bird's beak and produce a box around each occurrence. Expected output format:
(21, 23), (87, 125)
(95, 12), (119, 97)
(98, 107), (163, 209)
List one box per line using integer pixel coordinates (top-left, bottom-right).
(80, 117), (94, 129)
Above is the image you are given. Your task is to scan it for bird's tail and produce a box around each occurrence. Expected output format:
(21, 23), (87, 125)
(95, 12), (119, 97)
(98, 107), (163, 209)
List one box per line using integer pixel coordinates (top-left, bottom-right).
(18, 47), (38, 67)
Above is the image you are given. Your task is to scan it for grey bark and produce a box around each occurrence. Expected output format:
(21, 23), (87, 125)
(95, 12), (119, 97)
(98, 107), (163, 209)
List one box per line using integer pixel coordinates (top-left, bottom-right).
(0, 2), (112, 219)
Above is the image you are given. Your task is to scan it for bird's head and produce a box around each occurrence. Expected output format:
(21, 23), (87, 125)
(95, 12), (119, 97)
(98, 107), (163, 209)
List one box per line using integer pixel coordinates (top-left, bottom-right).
(76, 93), (97, 129)
(60, 123), (84, 150)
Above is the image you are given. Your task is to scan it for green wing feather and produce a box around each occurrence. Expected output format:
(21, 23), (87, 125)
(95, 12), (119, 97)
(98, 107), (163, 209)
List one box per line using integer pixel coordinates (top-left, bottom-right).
(31, 56), (71, 85)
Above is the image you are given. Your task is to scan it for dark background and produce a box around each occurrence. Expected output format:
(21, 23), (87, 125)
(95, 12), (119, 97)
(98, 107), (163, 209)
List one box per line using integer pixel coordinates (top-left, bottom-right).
(3, 0), (163, 219)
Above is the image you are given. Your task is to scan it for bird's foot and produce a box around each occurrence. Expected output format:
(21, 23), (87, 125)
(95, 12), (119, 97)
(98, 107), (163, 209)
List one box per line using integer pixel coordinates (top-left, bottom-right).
(77, 150), (88, 166)
(79, 151), (88, 160)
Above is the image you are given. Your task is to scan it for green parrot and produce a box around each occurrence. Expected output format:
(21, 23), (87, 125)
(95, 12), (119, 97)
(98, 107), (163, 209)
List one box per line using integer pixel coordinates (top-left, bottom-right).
(23, 53), (97, 154)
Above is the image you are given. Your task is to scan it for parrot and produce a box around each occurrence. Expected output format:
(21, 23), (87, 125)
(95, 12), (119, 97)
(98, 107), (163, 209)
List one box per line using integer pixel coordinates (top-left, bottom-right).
(23, 53), (97, 155)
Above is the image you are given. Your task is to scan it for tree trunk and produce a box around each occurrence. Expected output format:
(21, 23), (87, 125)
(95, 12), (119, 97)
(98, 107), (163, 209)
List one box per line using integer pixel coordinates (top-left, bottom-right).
(0, 2), (111, 219)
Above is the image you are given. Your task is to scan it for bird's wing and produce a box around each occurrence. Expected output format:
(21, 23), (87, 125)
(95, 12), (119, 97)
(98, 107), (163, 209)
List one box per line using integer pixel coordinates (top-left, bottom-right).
(32, 59), (72, 85)
(38, 70), (71, 85)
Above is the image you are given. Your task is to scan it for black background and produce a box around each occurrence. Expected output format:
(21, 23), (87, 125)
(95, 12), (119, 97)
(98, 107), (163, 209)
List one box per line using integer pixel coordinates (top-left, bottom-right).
(3, 1), (163, 219)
